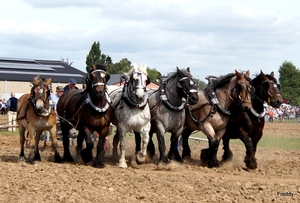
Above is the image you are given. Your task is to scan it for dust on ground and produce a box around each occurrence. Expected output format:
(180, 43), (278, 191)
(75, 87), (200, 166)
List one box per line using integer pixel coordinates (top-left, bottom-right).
(0, 118), (299, 203)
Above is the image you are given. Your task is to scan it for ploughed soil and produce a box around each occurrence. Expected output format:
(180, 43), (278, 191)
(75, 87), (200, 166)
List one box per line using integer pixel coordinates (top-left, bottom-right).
(0, 116), (299, 203)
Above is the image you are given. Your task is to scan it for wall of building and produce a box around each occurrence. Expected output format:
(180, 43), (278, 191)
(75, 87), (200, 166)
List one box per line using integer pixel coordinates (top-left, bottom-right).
(0, 80), (83, 100)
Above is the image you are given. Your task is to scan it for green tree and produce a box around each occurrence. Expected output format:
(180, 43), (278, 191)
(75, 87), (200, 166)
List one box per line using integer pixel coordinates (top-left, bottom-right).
(194, 78), (206, 90)
(278, 61), (300, 105)
(85, 41), (108, 72)
(108, 58), (132, 74)
(147, 68), (161, 81)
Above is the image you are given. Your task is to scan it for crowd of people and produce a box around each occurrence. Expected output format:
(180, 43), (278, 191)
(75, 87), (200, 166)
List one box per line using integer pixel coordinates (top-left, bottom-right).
(265, 103), (300, 122)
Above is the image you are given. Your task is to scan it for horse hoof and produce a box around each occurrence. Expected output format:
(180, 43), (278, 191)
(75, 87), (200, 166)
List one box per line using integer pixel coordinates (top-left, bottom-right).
(54, 154), (62, 163)
(200, 149), (209, 162)
(222, 151), (233, 162)
(93, 162), (105, 168)
(136, 152), (146, 164)
(81, 149), (93, 163)
(118, 160), (128, 168)
(245, 156), (257, 169)
(207, 159), (219, 168)
(63, 155), (74, 163)
(26, 159), (35, 165)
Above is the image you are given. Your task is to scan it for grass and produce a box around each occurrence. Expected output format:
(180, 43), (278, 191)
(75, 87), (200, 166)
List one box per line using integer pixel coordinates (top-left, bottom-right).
(2, 122), (300, 150)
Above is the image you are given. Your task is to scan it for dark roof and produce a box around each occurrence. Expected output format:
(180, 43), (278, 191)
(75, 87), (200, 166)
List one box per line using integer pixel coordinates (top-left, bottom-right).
(0, 57), (87, 83)
(107, 74), (122, 85)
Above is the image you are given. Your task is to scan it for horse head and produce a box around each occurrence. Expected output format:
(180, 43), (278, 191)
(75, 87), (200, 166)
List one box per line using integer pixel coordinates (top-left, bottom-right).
(88, 64), (110, 98)
(176, 67), (199, 105)
(30, 77), (52, 115)
(125, 63), (150, 103)
(254, 71), (283, 108)
(230, 70), (254, 111)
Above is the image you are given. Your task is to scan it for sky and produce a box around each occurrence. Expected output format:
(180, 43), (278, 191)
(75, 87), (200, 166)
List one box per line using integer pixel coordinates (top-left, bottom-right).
(1, 0), (300, 81)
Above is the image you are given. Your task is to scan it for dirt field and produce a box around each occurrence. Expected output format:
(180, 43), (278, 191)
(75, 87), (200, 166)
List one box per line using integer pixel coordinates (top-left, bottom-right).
(0, 119), (299, 203)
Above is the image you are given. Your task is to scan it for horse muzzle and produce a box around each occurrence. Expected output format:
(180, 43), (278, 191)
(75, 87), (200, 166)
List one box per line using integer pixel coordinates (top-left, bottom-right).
(187, 90), (199, 105)
(269, 94), (283, 108)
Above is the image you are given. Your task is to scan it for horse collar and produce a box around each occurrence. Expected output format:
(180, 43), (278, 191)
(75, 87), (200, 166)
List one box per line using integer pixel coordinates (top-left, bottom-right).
(160, 82), (186, 111)
(206, 88), (231, 116)
(85, 92), (111, 113)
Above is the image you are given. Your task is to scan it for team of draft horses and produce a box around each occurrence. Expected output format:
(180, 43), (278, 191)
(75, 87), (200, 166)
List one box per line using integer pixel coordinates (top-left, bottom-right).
(16, 63), (282, 170)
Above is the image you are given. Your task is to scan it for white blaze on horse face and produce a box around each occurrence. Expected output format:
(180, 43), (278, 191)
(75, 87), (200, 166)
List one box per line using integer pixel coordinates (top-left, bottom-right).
(133, 72), (147, 99)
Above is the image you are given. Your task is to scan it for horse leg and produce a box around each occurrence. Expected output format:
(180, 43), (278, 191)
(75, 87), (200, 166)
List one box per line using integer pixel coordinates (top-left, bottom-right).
(112, 130), (120, 160)
(181, 127), (194, 159)
(221, 137), (233, 162)
(117, 128), (128, 168)
(147, 130), (156, 158)
(49, 126), (62, 163)
(18, 126), (26, 160)
(168, 133), (182, 162)
(156, 129), (168, 163)
(34, 131), (42, 161)
(26, 127), (37, 164)
(240, 135), (256, 169)
(62, 124), (73, 162)
(81, 129), (94, 163)
(136, 128), (150, 164)
(206, 138), (220, 168)
(75, 130), (85, 157)
(134, 131), (141, 154)
(93, 134), (106, 168)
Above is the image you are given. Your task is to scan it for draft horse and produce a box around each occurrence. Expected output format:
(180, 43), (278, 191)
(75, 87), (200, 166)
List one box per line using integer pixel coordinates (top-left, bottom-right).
(134, 67), (199, 163)
(221, 71), (283, 169)
(181, 70), (254, 168)
(57, 64), (112, 168)
(17, 77), (61, 164)
(108, 63), (151, 168)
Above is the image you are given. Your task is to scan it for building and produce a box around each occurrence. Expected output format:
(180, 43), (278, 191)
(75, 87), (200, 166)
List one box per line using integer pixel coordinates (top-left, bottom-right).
(0, 57), (86, 100)
(0, 57), (159, 100)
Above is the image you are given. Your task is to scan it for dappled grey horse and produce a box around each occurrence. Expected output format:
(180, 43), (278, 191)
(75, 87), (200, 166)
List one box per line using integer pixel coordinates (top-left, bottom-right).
(108, 63), (151, 168)
(134, 67), (199, 163)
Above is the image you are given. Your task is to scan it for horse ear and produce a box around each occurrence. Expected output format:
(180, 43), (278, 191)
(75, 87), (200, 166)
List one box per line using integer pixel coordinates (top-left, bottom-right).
(106, 74), (111, 82)
(91, 64), (96, 71)
(260, 70), (266, 79)
(270, 71), (274, 77)
(187, 67), (190, 73)
(177, 67), (183, 77)
(245, 70), (250, 77)
(235, 70), (242, 79)
(33, 77), (39, 85)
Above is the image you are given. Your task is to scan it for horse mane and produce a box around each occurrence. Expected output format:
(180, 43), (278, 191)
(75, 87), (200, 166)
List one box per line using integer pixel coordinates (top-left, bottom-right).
(252, 72), (278, 86)
(265, 73), (278, 84)
(214, 72), (252, 88)
(165, 68), (192, 83)
(124, 63), (148, 78)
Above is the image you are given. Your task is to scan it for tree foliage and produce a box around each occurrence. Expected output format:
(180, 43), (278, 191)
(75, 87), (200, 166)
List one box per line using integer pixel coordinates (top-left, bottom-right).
(85, 41), (110, 72)
(278, 61), (300, 105)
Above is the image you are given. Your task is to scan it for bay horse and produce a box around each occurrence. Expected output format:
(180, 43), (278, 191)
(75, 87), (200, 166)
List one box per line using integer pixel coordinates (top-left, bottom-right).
(181, 70), (255, 168)
(108, 63), (151, 168)
(17, 77), (61, 164)
(221, 71), (282, 169)
(134, 67), (199, 163)
(57, 64), (112, 168)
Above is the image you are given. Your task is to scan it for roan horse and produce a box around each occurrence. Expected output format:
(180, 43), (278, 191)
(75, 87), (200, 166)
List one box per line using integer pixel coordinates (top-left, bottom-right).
(134, 67), (199, 163)
(108, 63), (151, 168)
(221, 71), (282, 169)
(17, 77), (61, 164)
(57, 64), (112, 168)
(181, 70), (255, 168)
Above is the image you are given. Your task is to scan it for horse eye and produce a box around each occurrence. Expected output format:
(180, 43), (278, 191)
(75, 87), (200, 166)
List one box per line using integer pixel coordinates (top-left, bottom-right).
(190, 80), (194, 85)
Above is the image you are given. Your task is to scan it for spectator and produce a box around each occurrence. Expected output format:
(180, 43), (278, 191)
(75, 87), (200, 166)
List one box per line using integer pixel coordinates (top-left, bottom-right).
(50, 86), (64, 111)
(7, 92), (18, 132)
(1, 98), (7, 115)
(64, 78), (79, 91)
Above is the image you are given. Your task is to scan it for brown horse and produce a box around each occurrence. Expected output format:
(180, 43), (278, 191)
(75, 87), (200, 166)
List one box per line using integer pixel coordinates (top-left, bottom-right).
(17, 77), (61, 164)
(181, 70), (254, 168)
(221, 71), (283, 169)
(57, 64), (112, 168)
